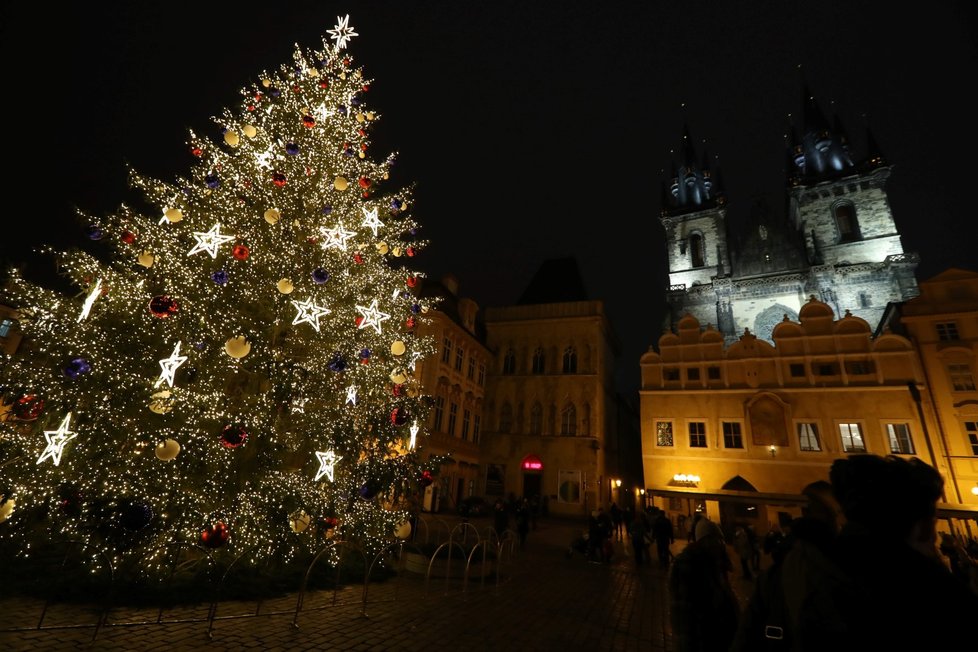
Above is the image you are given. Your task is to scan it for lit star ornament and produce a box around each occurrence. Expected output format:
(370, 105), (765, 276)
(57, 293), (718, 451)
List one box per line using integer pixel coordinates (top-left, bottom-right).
(409, 421), (420, 450)
(314, 450), (341, 482)
(345, 385), (358, 405)
(37, 413), (77, 466)
(320, 221), (356, 251)
(355, 299), (390, 334)
(291, 297), (331, 332)
(188, 223), (235, 258)
(327, 14), (358, 50)
(77, 278), (103, 322)
(360, 207), (383, 236)
(156, 341), (188, 388)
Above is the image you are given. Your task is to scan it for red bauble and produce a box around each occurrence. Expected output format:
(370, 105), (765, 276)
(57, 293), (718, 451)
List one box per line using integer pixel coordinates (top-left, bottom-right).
(232, 245), (250, 261)
(302, 114), (315, 128)
(420, 470), (433, 487)
(362, 84), (370, 92)
(272, 172), (287, 187)
(149, 295), (179, 318)
(191, 147), (203, 157)
(406, 247), (416, 257)
(353, 253), (364, 264)
(247, 104), (256, 112)
(405, 316), (416, 329)
(355, 316), (364, 327)
(121, 231), (137, 245)
(220, 423), (248, 448)
(12, 394), (44, 421)
(200, 521), (230, 548)
(405, 276), (418, 288)
(319, 80), (329, 89)
(358, 177), (371, 189)
(390, 408), (408, 426)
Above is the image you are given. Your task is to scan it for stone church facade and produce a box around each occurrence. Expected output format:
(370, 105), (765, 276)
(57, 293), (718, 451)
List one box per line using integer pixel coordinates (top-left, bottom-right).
(660, 89), (920, 344)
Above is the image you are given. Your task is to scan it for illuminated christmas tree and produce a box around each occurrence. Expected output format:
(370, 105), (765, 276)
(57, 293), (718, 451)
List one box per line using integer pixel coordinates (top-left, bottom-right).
(0, 15), (438, 582)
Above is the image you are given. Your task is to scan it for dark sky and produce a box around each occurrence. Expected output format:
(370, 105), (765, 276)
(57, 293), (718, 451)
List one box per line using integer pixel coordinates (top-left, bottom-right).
(2, 2), (976, 395)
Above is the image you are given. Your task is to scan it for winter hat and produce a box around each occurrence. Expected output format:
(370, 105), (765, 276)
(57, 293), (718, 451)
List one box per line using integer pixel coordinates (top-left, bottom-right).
(694, 517), (723, 542)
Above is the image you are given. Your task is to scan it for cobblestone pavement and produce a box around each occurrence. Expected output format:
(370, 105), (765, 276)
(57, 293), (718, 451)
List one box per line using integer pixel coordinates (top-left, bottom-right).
(0, 516), (759, 651)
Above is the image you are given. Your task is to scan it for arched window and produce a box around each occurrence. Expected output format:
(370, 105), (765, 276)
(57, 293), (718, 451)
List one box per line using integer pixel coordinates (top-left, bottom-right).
(562, 346), (577, 373)
(834, 202), (860, 242)
(532, 347), (546, 374)
(530, 402), (543, 436)
(499, 403), (513, 433)
(502, 348), (516, 374)
(560, 403), (577, 436)
(690, 233), (705, 267)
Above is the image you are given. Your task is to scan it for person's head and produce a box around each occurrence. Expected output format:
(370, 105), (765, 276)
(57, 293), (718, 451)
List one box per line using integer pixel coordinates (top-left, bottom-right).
(694, 517), (723, 543)
(800, 479), (844, 534)
(830, 454), (943, 545)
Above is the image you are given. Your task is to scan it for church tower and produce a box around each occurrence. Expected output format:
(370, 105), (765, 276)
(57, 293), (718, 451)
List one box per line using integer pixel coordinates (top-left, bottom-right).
(660, 88), (919, 343)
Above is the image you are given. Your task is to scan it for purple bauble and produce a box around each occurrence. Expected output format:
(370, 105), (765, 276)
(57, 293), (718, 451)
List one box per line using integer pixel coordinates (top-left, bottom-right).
(210, 270), (229, 285)
(85, 225), (104, 240)
(205, 173), (220, 189)
(359, 483), (378, 500)
(328, 353), (347, 372)
(285, 142), (300, 155)
(64, 357), (92, 379)
(311, 268), (330, 284)
(322, 205), (333, 215)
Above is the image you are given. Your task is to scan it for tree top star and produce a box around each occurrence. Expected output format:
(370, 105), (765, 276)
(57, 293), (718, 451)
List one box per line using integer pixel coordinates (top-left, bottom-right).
(328, 15), (358, 51)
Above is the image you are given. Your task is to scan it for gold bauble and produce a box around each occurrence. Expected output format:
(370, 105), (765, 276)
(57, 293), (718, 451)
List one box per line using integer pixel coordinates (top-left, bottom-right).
(224, 131), (240, 147)
(261, 78), (271, 88)
(276, 278), (294, 294)
(376, 242), (389, 255)
(394, 520), (412, 540)
(290, 511), (311, 533)
(355, 113), (366, 123)
(392, 247), (402, 257)
(225, 336), (252, 359)
(390, 340), (406, 356)
(307, 68), (319, 78)
(339, 72), (347, 80)
(366, 112), (375, 121)
(155, 438), (181, 461)
(264, 208), (281, 224)
(359, 152), (366, 159)
(149, 390), (173, 414)
(137, 251), (155, 268)
(334, 176), (349, 191)
(0, 496), (16, 523)
(390, 369), (407, 385)
(164, 208), (184, 223)
(243, 124), (258, 138)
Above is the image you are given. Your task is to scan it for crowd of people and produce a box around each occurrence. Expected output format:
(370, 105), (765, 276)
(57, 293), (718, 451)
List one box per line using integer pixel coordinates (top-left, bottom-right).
(664, 453), (978, 651)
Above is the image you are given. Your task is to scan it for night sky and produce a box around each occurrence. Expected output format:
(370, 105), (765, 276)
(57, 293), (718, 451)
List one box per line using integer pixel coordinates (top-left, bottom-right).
(2, 2), (976, 395)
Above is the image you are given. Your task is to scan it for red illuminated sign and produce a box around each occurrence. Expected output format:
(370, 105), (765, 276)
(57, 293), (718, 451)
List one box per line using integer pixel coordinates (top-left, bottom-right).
(521, 455), (543, 471)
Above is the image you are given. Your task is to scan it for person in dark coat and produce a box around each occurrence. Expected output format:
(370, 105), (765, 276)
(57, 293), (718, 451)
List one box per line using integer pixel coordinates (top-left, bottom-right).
(651, 509), (674, 568)
(492, 498), (508, 539)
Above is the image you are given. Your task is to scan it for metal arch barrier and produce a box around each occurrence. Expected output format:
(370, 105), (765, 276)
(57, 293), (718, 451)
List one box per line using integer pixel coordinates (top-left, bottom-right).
(205, 544), (262, 639)
(291, 539), (368, 629)
(362, 540), (422, 616)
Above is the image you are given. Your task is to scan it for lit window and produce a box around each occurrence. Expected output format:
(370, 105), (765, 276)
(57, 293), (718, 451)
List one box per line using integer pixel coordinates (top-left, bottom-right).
(948, 364), (976, 391)
(656, 421), (673, 447)
(797, 422), (821, 451)
(689, 422), (707, 448)
(886, 423), (914, 455)
(965, 421), (978, 456)
(839, 423), (866, 453)
(722, 422), (743, 449)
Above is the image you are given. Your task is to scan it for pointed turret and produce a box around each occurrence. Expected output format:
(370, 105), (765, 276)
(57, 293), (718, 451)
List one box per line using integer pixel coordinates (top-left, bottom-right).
(662, 125), (724, 217)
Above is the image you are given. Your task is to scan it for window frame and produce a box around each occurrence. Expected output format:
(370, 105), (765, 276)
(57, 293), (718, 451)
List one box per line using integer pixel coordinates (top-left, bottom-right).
(795, 421), (822, 452)
(721, 420), (744, 449)
(688, 421), (707, 448)
(655, 420), (674, 447)
(884, 422), (915, 455)
(837, 421), (866, 453)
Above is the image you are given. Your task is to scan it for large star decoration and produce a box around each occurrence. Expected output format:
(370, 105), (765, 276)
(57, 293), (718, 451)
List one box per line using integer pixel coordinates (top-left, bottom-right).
(327, 14), (358, 51)
(355, 299), (390, 334)
(409, 421), (420, 450)
(360, 207), (383, 237)
(77, 278), (103, 323)
(37, 413), (77, 466)
(345, 385), (358, 405)
(188, 223), (235, 259)
(320, 221), (356, 251)
(291, 297), (331, 332)
(156, 341), (188, 388)
(314, 450), (341, 482)
(312, 102), (333, 123)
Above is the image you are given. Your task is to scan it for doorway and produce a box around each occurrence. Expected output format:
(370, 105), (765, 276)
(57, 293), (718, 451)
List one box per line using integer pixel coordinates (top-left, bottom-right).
(523, 472), (542, 502)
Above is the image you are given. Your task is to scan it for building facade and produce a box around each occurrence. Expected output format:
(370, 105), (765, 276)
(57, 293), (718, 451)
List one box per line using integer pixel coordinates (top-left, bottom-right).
(411, 275), (491, 514)
(661, 89), (919, 345)
(480, 258), (621, 519)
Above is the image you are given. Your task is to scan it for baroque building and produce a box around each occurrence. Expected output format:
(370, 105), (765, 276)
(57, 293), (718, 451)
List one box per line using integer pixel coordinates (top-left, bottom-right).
(661, 87), (920, 345)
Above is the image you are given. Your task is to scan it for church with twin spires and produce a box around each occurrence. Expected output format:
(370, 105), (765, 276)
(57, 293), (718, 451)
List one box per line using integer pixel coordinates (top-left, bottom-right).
(659, 86), (920, 343)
